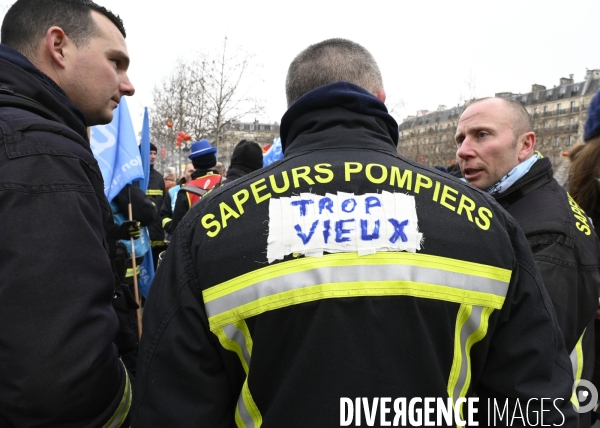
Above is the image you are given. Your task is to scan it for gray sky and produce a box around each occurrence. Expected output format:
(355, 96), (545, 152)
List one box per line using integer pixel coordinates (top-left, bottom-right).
(1, 0), (600, 135)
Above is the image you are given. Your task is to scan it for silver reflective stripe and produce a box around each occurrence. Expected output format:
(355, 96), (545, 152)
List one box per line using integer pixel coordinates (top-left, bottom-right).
(237, 390), (255, 428)
(206, 263), (508, 319)
(223, 323), (251, 369)
(102, 363), (132, 428)
(451, 305), (484, 402)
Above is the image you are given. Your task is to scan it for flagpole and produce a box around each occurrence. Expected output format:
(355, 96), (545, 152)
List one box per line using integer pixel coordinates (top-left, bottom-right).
(128, 187), (143, 339)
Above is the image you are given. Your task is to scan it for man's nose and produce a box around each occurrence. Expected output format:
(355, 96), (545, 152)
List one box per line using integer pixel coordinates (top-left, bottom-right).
(120, 73), (135, 97)
(456, 138), (473, 159)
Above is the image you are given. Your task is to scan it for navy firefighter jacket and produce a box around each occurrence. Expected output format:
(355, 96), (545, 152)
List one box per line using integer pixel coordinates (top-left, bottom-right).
(133, 82), (578, 427)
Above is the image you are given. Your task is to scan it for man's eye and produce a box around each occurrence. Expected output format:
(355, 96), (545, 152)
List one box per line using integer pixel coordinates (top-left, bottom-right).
(455, 137), (464, 146)
(477, 131), (488, 138)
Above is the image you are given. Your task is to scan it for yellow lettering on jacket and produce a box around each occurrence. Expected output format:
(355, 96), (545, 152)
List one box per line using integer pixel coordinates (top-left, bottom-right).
(220, 202), (239, 229)
(390, 167), (412, 190)
(475, 207), (493, 231)
(250, 178), (272, 204)
(202, 214), (221, 238)
(365, 164), (388, 184)
(314, 164), (334, 184)
(232, 189), (249, 215)
(292, 166), (315, 188)
(414, 174), (433, 194)
(345, 162), (363, 181)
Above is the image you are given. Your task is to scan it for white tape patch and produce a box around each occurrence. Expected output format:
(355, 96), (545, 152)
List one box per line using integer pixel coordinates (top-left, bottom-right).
(266, 191), (422, 263)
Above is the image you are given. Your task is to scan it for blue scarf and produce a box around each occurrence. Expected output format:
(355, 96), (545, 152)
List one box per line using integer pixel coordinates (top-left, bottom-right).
(485, 154), (539, 196)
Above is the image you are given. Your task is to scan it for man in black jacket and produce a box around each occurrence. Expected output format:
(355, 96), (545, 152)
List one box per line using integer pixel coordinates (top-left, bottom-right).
(147, 142), (166, 267)
(223, 139), (263, 184)
(0, 1), (135, 427)
(133, 39), (578, 427)
(456, 97), (600, 426)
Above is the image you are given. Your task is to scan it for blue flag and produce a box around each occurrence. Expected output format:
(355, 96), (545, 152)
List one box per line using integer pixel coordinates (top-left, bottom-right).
(90, 98), (144, 201)
(139, 107), (151, 193)
(263, 137), (284, 167)
(138, 107), (155, 296)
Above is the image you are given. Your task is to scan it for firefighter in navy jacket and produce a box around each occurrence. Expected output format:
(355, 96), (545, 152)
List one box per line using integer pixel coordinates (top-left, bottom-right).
(0, 1), (135, 426)
(133, 39), (578, 427)
(171, 139), (222, 232)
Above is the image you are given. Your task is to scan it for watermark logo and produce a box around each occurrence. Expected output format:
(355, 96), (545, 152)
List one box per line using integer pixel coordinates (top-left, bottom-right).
(574, 380), (598, 414)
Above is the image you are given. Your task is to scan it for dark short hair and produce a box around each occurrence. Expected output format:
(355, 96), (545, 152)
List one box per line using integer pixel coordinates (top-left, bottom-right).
(285, 38), (383, 107)
(1, 0), (126, 60)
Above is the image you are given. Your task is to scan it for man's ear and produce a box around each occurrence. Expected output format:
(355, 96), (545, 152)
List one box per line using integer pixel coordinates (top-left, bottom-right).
(517, 131), (536, 162)
(44, 26), (69, 69)
(375, 88), (386, 103)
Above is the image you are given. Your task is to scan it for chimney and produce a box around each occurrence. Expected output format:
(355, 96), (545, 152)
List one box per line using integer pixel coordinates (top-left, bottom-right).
(532, 84), (546, 92)
(560, 77), (574, 86)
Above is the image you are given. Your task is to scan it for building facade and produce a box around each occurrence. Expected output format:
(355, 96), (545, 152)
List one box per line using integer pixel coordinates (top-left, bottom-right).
(398, 70), (600, 168)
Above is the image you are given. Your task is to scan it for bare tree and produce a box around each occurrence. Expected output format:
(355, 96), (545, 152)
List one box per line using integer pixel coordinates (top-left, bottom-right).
(202, 37), (263, 156)
(150, 37), (263, 170)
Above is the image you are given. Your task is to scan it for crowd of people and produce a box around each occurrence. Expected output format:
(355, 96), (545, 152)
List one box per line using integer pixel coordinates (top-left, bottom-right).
(1, 0), (600, 427)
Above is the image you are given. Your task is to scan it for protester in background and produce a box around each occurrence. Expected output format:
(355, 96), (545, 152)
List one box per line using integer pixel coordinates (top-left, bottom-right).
(109, 183), (156, 375)
(214, 161), (226, 177)
(160, 162), (195, 242)
(456, 96), (600, 427)
(163, 166), (177, 192)
(568, 91), (600, 414)
(170, 139), (221, 232)
(132, 38), (576, 427)
(222, 139), (263, 184)
(146, 142), (166, 268)
(0, 0), (135, 426)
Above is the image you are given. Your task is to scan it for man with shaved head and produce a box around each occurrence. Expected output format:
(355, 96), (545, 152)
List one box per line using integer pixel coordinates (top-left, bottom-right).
(456, 97), (600, 426)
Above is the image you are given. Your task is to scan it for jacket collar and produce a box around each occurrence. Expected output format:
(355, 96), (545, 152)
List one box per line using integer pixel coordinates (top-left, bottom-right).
(280, 82), (399, 156)
(0, 44), (89, 140)
(493, 156), (554, 208)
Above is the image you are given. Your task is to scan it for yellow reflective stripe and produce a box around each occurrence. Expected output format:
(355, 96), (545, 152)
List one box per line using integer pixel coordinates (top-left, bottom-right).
(459, 307), (493, 401)
(235, 377), (262, 428)
(209, 280), (504, 332)
(448, 304), (471, 405)
(204, 252), (511, 304)
(234, 406), (246, 428)
(448, 305), (494, 419)
(151, 240), (165, 247)
(102, 363), (132, 428)
(162, 217), (172, 228)
(125, 266), (141, 278)
(186, 191), (192, 208)
(204, 253), (510, 332)
(214, 327), (249, 374)
(570, 331), (585, 409)
(146, 189), (163, 196)
(215, 320), (253, 374)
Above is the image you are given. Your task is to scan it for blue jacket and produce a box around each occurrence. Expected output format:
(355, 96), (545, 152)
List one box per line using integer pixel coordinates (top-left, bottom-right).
(0, 45), (130, 427)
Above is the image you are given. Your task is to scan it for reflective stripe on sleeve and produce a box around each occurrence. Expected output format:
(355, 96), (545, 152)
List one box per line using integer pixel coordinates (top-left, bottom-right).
(162, 217), (172, 228)
(233, 377), (262, 428)
(447, 304), (494, 417)
(102, 362), (132, 428)
(570, 331), (585, 409)
(146, 189), (164, 196)
(203, 252), (511, 332)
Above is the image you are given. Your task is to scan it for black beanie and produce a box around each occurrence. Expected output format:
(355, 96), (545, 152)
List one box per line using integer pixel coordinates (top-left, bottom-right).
(230, 140), (263, 172)
(191, 153), (217, 170)
(150, 143), (158, 152)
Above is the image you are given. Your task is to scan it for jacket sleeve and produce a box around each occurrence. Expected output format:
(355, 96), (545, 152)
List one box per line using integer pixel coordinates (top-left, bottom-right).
(0, 147), (129, 426)
(474, 219), (578, 427)
(132, 220), (236, 427)
(526, 230), (599, 354)
(159, 190), (173, 234)
(114, 184), (158, 226)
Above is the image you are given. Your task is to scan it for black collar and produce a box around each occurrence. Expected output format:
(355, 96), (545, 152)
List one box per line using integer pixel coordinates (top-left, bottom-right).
(280, 82), (398, 156)
(494, 157), (554, 208)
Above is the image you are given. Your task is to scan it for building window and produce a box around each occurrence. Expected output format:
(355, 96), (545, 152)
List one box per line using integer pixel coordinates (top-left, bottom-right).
(249, 124), (255, 131)
(570, 101), (576, 112)
(542, 121), (546, 128)
(568, 135), (574, 146)
(543, 105), (548, 113)
(556, 103), (562, 114)
(554, 136), (560, 147)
